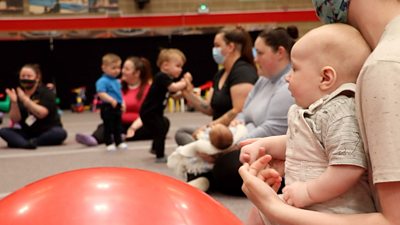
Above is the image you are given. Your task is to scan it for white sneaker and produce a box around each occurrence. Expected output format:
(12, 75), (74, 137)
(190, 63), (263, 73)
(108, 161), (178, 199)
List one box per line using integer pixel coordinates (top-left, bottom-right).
(187, 177), (210, 192)
(106, 144), (116, 151)
(118, 142), (128, 150)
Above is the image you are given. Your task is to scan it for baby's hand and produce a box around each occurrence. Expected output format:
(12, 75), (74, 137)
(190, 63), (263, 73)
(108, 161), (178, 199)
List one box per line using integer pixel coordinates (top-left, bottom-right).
(110, 99), (118, 108)
(183, 72), (192, 82)
(282, 181), (312, 208)
(239, 138), (265, 164)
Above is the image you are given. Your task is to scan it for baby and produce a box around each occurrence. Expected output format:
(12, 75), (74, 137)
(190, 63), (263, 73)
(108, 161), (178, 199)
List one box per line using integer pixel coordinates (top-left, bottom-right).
(239, 23), (375, 225)
(168, 123), (247, 190)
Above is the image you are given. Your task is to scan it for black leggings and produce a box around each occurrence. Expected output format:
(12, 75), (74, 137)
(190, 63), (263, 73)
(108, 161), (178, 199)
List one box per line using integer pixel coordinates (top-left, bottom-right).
(100, 104), (123, 146)
(212, 150), (245, 196)
(187, 150), (245, 196)
(141, 114), (170, 158)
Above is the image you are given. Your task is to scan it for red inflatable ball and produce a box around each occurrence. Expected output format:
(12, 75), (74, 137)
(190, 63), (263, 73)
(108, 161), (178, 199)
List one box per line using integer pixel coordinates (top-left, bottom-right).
(0, 167), (243, 225)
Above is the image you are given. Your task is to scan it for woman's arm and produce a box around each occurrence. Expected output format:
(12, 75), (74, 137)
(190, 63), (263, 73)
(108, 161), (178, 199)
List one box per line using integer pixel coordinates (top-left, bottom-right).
(212, 83), (254, 126)
(126, 117), (143, 138)
(6, 88), (21, 122)
(16, 88), (48, 119)
(181, 88), (214, 116)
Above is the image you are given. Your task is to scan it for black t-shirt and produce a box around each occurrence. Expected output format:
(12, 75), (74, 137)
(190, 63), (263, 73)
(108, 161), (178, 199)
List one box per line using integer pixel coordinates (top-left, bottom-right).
(18, 85), (62, 135)
(140, 72), (173, 117)
(210, 59), (258, 120)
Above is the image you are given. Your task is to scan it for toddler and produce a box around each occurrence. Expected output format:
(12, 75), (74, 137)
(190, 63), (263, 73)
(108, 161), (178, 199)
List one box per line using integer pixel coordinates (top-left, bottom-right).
(96, 53), (127, 151)
(139, 48), (191, 163)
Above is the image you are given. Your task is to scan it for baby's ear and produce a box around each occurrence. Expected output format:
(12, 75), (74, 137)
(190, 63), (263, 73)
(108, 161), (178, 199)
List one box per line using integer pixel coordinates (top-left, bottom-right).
(319, 66), (337, 91)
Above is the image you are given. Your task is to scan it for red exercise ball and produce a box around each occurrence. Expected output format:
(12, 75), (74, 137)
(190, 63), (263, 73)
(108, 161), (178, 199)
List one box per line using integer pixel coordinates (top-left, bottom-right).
(0, 167), (243, 225)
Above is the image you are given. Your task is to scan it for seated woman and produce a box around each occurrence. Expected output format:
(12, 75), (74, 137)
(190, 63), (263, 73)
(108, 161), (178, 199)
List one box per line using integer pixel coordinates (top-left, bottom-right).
(178, 26), (298, 195)
(0, 64), (67, 149)
(176, 26), (258, 146)
(75, 56), (156, 146)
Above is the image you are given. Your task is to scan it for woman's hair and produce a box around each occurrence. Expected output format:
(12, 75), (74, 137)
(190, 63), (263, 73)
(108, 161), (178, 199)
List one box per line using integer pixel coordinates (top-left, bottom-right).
(219, 26), (255, 67)
(258, 25), (299, 56)
(121, 56), (153, 101)
(20, 63), (42, 82)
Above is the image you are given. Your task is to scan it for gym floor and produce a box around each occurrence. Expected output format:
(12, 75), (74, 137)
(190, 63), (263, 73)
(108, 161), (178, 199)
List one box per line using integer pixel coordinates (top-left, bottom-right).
(0, 110), (251, 223)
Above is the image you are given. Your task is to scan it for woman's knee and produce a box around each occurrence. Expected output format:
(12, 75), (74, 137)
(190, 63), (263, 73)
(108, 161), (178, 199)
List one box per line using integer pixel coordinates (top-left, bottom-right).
(213, 150), (244, 196)
(175, 127), (195, 145)
(0, 128), (17, 139)
(44, 127), (68, 144)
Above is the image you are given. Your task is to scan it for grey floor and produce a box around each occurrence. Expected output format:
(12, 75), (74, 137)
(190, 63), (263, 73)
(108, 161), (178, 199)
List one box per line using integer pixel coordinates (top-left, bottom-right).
(0, 110), (252, 223)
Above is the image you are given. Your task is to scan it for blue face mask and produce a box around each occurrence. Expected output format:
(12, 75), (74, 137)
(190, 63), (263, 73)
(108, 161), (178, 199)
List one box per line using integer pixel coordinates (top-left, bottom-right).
(312, 0), (350, 24)
(212, 47), (225, 65)
(252, 47), (257, 58)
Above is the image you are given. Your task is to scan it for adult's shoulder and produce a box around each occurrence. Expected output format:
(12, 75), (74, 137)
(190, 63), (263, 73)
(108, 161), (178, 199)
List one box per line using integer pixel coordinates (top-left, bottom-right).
(229, 59), (258, 85)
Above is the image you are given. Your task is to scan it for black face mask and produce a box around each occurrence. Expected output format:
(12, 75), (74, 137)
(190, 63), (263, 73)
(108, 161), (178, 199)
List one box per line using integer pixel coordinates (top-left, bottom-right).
(19, 79), (37, 90)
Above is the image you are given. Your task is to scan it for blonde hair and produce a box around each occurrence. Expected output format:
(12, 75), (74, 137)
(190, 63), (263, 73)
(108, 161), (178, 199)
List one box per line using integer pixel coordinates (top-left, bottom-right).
(156, 48), (186, 68)
(102, 53), (121, 66)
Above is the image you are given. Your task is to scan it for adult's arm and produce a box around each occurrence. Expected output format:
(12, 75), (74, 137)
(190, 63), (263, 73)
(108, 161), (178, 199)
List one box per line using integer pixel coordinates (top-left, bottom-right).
(16, 88), (49, 119)
(6, 88), (21, 122)
(126, 117), (143, 138)
(181, 86), (214, 116)
(211, 82), (253, 126)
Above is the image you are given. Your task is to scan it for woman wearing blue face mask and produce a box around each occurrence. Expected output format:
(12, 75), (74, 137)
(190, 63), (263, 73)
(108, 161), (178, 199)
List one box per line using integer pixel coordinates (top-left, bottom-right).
(174, 26), (258, 194)
(176, 26), (258, 145)
(174, 26), (297, 196)
(0, 64), (67, 149)
(207, 26), (297, 196)
(239, 0), (400, 224)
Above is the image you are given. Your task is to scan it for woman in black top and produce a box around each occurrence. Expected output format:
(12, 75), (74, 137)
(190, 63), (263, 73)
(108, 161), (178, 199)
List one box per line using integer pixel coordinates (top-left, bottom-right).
(176, 26), (258, 143)
(0, 64), (67, 149)
(175, 26), (258, 195)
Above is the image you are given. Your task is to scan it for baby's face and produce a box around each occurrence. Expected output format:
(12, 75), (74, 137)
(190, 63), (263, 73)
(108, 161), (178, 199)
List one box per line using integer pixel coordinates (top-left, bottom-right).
(286, 38), (322, 108)
(163, 55), (184, 78)
(102, 61), (121, 78)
